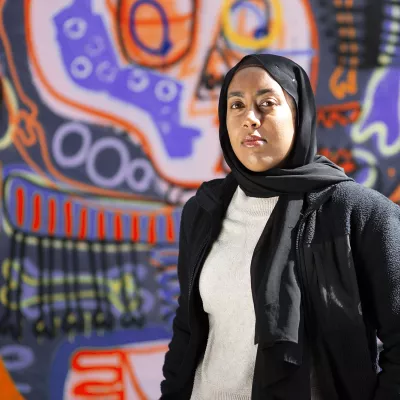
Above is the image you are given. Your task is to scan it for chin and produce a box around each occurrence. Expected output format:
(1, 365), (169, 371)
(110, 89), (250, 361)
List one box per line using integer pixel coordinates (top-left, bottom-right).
(244, 162), (272, 173)
(237, 153), (277, 172)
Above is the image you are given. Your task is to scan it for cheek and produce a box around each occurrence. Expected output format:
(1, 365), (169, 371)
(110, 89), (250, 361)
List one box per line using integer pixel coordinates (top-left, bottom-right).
(265, 112), (295, 138)
(226, 117), (240, 143)
(277, 126), (295, 148)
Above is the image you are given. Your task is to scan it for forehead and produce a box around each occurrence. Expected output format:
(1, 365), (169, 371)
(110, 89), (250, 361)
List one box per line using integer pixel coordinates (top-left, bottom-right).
(228, 67), (282, 92)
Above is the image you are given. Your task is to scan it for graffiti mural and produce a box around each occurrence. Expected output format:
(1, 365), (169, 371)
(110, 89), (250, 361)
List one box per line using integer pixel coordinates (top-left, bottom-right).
(49, 327), (170, 400)
(0, 0), (399, 399)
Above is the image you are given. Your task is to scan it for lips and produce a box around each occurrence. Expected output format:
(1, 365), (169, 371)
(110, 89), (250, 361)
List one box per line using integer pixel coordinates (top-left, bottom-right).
(242, 135), (267, 147)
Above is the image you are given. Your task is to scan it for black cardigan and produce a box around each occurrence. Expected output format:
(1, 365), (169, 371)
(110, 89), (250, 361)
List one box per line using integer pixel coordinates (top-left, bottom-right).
(161, 175), (400, 400)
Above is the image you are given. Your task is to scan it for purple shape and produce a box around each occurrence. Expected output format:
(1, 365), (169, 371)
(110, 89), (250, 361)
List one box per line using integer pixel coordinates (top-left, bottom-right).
(352, 160), (370, 186)
(383, 19), (400, 34)
(360, 68), (400, 148)
(53, 0), (200, 158)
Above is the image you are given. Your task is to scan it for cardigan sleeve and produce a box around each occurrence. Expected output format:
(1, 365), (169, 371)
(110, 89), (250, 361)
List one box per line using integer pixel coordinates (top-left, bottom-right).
(160, 199), (193, 398)
(355, 191), (400, 399)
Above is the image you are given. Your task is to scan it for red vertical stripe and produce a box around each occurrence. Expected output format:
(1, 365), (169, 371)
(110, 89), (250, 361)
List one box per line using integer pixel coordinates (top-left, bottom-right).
(148, 215), (156, 244)
(131, 213), (140, 242)
(48, 198), (56, 235)
(16, 187), (25, 226)
(165, 213), (175, 242)
(98, 210), (106, 240)
(64, 201), (73, 237)
(78, 208), (88, 240)
(32, 193), (41, 232)
(114, 213), (123, 242)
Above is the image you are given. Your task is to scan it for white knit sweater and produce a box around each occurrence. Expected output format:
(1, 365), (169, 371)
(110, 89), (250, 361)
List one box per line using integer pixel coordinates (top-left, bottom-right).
(190, 187), (278, 400)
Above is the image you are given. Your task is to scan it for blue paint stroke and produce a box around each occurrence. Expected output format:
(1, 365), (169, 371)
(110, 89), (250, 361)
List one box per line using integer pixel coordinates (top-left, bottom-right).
(231, 0), (269, 39)
(130, 0), (172, 56)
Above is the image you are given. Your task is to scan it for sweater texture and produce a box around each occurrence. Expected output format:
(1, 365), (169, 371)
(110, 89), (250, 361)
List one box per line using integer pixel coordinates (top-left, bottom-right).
(190, 187), (278, 399)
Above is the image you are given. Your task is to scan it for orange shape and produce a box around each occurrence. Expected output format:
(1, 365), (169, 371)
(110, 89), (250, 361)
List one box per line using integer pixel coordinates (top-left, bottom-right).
(0, 357), (24, 400)
(116, 0), (196, 68)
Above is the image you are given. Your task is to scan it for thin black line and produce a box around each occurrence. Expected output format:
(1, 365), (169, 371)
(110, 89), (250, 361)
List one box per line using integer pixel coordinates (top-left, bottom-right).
(0, 230), (16, 334)
(88, 242), (103, 328)
(34, 237), (45, 337)
(88, 244), (101, 306)
(116, 244), (129, 312)
(47, 239), (55, 337)
(16, 234), (26, 339)
(37, 238), (44, 320)
(100, 242), (113, 329)
(129, 242), (145, 327)
(61, 240), (72, 332)
(72, 243), (84, 331)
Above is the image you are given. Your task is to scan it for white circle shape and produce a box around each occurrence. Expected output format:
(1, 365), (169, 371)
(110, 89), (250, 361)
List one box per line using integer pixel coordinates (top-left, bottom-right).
(70, 56), (93, 80)
(63, 18), (88, 40)
(85, 35), (105, 57)
(52, 122), (92, 168)
(86, 138), (130, 188)
(154, 80), (178, 103)
(127, 69), (150, 93)
(96, 61), (118, 83)
(125, 158), (155, 192)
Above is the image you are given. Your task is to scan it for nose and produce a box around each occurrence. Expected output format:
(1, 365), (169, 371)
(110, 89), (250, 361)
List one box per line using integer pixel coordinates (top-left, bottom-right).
(243, 110), (261, 129)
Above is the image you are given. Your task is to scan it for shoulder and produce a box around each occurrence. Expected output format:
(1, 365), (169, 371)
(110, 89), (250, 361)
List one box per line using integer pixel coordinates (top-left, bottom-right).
(332, 181), (399, 212)
(330, 181), (400, 229)
(181, 177), (224, 216)
(179, 177), (224, 230)
(180, 176), (235, 239)
(182, 195), (199, 216)
(179, 195), (199, 236)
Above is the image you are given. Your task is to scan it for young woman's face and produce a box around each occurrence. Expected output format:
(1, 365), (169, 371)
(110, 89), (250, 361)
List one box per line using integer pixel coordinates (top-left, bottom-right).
(226, 67), (296, 172)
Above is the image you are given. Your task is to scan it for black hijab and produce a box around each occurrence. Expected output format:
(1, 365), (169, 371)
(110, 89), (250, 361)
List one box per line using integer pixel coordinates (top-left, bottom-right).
(219, 53), (351, 196)
(218, 54), (352, 398)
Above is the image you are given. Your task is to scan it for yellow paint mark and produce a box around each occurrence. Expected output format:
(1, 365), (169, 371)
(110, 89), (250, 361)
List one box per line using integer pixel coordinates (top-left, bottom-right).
(84, 311), (92, 338)
(221, 0), (283, 49)
(0, 77), (19, 150)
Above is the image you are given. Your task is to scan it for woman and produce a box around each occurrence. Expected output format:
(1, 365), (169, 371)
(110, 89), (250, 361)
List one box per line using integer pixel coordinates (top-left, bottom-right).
(160, 54), (400, 400)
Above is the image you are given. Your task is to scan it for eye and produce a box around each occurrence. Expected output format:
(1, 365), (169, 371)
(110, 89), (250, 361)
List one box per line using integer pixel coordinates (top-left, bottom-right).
(260, 100), (276, 107)
(230, 101), (244, 109)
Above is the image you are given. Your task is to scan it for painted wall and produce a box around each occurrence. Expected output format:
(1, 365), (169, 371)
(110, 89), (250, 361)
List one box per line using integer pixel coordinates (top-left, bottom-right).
(0, 0), (399, 399)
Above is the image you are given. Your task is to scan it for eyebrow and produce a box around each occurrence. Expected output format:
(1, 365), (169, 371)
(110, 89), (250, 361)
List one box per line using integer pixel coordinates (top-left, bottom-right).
(227, 88), (279, 98)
